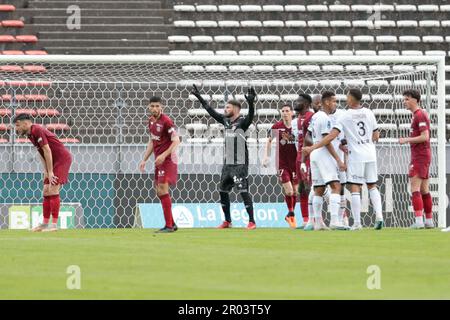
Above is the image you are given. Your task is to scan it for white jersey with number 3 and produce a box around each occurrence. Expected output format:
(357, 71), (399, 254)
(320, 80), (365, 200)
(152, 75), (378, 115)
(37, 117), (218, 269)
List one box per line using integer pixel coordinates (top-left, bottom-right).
(333, 107), (378, 163)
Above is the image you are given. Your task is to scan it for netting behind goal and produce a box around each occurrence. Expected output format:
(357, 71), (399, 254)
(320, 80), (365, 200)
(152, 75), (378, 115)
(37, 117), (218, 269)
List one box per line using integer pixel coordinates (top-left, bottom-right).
(0, 55), (446, 229)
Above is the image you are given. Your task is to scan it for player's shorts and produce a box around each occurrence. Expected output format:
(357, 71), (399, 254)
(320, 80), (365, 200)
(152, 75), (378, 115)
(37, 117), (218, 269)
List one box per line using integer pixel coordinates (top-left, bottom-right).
(338, 170), (347, 185)
(219, 164), (249, 193)
(310, 152), (339, 187)
(155, 160), (178, 186)
(408, 158), (431, 179)
(44, 154), (72, 185)
(346, 161), (378, 185)
(278, 165), (299, 185)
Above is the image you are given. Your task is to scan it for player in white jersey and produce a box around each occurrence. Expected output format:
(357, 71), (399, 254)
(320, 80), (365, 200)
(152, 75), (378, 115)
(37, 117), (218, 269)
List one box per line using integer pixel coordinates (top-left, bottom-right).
(307, 91), (349, 231)
(303, 89), (384, 230)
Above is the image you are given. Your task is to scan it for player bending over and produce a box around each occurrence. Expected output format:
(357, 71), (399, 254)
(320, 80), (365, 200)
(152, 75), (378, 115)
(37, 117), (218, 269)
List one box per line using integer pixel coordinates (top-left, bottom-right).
(139, 96), (180, 233)
(399, 89), (434, 229)
(303, 89), (384, 230)
(303, 91), (349, 231)
(191, 85), (257, 230)
(14, 114), (73, 232)
(292, 94), (315, 228)
(263, 104), (299, 228)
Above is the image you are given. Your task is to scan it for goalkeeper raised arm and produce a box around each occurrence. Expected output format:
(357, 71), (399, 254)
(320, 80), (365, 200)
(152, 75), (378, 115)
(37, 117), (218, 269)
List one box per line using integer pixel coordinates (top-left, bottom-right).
(191, 85), (257, 230)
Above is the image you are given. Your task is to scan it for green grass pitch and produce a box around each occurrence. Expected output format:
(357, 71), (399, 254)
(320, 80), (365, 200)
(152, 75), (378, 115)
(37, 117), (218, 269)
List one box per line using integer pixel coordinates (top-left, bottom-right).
(1, 228), (449, 299)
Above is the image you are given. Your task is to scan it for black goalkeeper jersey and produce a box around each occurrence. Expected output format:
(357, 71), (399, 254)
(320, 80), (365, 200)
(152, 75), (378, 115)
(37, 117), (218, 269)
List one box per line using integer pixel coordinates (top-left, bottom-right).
(202, 103), (255, 166)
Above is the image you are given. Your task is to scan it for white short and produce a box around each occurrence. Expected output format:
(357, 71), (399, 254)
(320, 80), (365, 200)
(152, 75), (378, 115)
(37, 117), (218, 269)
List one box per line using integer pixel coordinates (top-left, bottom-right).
(346, 161), (378, 185)
(310, 152), (339, 187)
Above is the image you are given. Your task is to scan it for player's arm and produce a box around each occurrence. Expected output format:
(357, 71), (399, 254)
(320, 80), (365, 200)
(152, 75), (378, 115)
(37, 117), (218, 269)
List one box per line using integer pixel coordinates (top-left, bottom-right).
(241, 87), (256, 130)
(155, 127), (180, 167)
(372, 129), (380, 143)
(399, 130), (429, 144)
(191, 84), (225, 124)
(139, 139), (154, 172)
(302, 128), (340, 155)
(41, 144), (58, 185)
(324, 138), (346, 172)
(262, 131), (273, 167)
(300, 130), (313, 164)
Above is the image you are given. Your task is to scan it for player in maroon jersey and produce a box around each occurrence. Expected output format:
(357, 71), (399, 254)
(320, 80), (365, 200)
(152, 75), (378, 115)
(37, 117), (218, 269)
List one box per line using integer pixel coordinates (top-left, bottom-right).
(292, 94), (315, 228)
(263, 104), (299, 228)
(14, 113), (73, 232)
(139, 96), (181, 233)
(398, 89), (434, 229)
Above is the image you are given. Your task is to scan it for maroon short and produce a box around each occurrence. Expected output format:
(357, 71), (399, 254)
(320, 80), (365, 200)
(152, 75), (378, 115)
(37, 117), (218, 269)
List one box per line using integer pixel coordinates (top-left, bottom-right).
(44, 155), (72, 185)
(408, 158), (431, 179)
(278, 166), (299, 185)
(155, 160), (178, 186)
(296, 156), (311, 185)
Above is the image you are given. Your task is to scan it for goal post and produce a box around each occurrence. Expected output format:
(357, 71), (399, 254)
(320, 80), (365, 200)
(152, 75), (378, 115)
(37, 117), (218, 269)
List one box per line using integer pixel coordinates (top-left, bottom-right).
(0, 54), (446, 229)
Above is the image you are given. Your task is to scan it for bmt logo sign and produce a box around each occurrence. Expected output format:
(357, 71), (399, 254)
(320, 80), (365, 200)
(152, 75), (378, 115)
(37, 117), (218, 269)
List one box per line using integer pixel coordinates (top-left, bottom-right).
(172, 206), (194, 228)
(8, 205), (75, 229)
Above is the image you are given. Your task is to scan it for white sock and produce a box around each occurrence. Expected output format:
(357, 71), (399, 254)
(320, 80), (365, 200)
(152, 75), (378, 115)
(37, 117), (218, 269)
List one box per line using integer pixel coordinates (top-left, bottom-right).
(369, 188), (383, 221)
(425, 218), (433, 225)
(308, 190), (314, 222)
(351, 193), (361, 226)
(416, 216), (424, 225)
(313, 195), (323, 222)
(330, 193), (341, 225)
(339, 194), (346, 224)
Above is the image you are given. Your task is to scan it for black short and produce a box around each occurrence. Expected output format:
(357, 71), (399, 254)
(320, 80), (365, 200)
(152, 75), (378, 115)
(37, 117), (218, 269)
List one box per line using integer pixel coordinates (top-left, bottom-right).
(219, 165), (249, 193)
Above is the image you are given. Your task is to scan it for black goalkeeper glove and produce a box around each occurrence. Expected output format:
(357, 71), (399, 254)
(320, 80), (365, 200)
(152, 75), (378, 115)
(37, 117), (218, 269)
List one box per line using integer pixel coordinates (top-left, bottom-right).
(244, 87), (256, 105)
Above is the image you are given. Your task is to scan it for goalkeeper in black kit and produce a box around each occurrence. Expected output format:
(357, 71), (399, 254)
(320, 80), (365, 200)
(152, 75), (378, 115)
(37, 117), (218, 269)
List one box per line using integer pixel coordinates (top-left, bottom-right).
(191, 85), (257, 230)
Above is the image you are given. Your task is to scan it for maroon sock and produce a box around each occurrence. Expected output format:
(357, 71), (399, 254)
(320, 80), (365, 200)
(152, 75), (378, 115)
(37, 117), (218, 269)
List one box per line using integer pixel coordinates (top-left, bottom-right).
(422, 193), (433, 220)
(49, 195), (60, 224)
(290, 195), (297, 215)
(43, 196), (51, 224)
(411, 191), (423, 217)
(285, 195), (294, 212)
(299, 192), (309, 221)
(159, 194), (174, 228)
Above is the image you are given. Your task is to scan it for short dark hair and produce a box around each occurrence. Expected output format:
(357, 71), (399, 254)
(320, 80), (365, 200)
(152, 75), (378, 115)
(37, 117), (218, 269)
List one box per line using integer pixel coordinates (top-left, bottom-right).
(13, 113), (32, 123)
(149, 96), (162, 104)
(321, 91), (335, 102)
(281, 103), (293, 110)
(298, 93), (312, 104)
(403, 89), (421, 102)
(348, 88), (363, 102)
(227, 99), (241, 109)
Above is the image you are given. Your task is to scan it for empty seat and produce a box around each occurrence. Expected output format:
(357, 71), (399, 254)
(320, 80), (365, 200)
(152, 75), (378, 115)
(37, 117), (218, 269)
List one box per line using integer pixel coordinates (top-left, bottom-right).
(174, 20), (195, 28)
(191, 36), (213, 43)
(192, 50), (214, 55)
(296, 80), (319, 86)
(218, 20), (239, 28)
(0, 5), (15, 12)
(2, 50), (24, 55)
(216, 50), (237, 55)
(372, 109), (394, 116)
(284, 5), (306, 12)
(263, 20), (284, 27)
(252, 65), (274, 72)
(1, 20), (24, 28)
(285, 50), (307, 55)
(355, 50), (377, 55)
(173, 5), (195, 12)
(308, 20), (329, 27)
(330, 20), (351, 27)
(257, 94), (279, 101)
(280, 94), (299, 101)
(353, 35), (375, 42)
(419, 20), (440, 28)
(309, 50), (330, 56)
(0, 35), (15, 42)
(396, 5), (416, 12)
(169, 50), (191, 55)
(188, 109), (208, 117)
(425, 50), (446, 56)
(322, 65), (344, 72)
(352, 20), (374, 28)
(275, 65), (297, 72)
(285, 21), (307, 27)
(182, 65), (204, 72)
(37, 109), (60, 117)
(188, 94), (210, 101)
(372, 94), (393, 101)
(238, 50), (260, 56)
(307, 5), (328, 12)
(393, 65), (415, 72)
(237, 35), (259, 42)
(59, 138), (80, 144)
(329, 5), (350, 12)
(346, 65), (367, 72)
(196, 5), (217, 12)
(423, 36), (444, 42)
(15, 35), (38, 43)
(257, 109), (280, 116)
(263, 5), (284, 12)
(0, 65), (22, 72)
(418, 5), (439, 12)
(168, 36), (190, 43)
(218, 5), (240, 12)
(0, 124), (10, 131)
(374, 20), (396, 28)
(15, 108), (37, 116)
(332, 50), (353, 55)
(442, 21), (450, 27)
(319, 80), (341, 87)
(284, 35), (305, 42)
(344, 79), (365, 87)
(205, 65), (227, 72)
(261, 35), (282, 42)
(214, 36), (236, 43)
(240, 5), (262, 12)
(367, 80), (389, 87)
(330, 35), (351, 42)
(23, 65), (46, 73)
(307, 35), (328, 42)
(25, 50), (47, 55)
(196, 21), (218, 28)
(351, 5), (373, 12)
(0, 109), (11, 116)
(373, 4), (394, 11)
(399, 36), (421, 43)
(378, 50), (400, 56)
(273, 80), (296, 86)
(262, 50), (284, 56)
(298, 65), (321, 72)
(397, 20), (418, 27)
(240, 20), (262, 27)
(376, 35), (397, 43)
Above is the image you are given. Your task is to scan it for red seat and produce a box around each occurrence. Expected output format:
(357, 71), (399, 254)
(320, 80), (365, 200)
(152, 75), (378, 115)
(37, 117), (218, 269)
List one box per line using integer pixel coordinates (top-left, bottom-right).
(0, 124), (10, 131)
(0, 81), (5, 87)
(0, 35), (15, 43)
(37, 109), (60, 117)
(59, 138), (80, 144)
(15, 35), (38, 43)
(15, 138), (30, 143)
(0, 5), (16, 12)
(25, 50), (48, 55)
(23, 65), (46, 73)
(28, 80), (52, 87)
(1, 20), (24, 28)
(25, 94), (48, 101)
(7, 81), (28, 87)
(0, 109), (11, 116)
(2, 50), (24, 55)
(0, 138), (8, 143)
(15, 109), (37, 116)
(0, 65), (23, 72)
(46, 123), (70, 131)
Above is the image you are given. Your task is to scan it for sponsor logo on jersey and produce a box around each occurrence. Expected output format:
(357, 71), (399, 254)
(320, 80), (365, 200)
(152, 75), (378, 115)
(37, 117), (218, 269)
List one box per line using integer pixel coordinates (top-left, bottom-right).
(151, 134), (161, 141)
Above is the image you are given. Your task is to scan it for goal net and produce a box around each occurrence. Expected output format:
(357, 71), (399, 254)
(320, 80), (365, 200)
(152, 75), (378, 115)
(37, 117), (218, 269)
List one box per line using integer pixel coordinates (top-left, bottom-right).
(0, 55), (446, 229)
